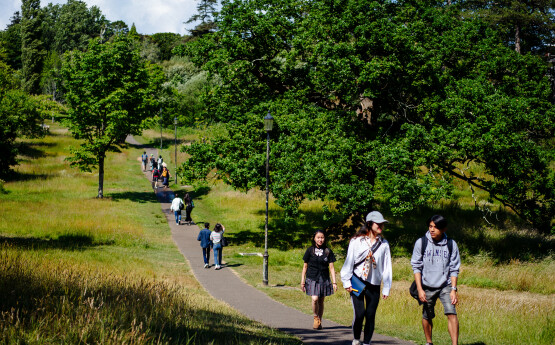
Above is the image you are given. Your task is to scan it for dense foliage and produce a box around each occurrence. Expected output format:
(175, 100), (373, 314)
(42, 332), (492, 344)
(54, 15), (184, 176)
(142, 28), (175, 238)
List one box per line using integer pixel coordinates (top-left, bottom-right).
(180, 0), (555, 232)
(61, 35), (164, 198)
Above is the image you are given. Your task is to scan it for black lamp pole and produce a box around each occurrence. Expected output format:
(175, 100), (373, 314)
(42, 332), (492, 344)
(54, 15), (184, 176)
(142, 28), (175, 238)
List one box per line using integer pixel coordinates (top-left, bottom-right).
(263, 111), (274, 286)
(174, 117), (178, 183)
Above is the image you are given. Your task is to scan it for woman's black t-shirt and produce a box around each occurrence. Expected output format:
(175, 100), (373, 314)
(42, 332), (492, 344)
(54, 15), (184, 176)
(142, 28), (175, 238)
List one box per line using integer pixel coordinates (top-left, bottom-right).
(303, 246), (336, 281)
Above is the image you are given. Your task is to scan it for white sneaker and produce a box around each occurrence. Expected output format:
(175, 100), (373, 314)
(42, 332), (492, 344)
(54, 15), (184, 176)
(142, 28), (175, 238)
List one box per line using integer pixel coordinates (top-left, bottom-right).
(204, 264), (209, 268)
(352, 340), (361, 345)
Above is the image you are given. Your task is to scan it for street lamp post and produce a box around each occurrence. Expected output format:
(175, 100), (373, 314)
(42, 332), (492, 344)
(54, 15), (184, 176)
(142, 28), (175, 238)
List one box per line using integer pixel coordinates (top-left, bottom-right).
(159, 109), (163, 150)
(174, 117), (178, 184)
(263, 111), (274, 286)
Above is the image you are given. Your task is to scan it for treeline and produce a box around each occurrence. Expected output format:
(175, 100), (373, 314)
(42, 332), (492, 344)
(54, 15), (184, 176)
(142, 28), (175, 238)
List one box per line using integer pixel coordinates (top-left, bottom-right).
(1, 0), (554, 233)
(177, 0), (555, 233)
(0, 0), (213, 187)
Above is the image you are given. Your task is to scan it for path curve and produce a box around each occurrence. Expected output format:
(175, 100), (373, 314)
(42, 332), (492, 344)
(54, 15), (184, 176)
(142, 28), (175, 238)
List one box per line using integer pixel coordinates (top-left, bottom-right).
(126, 136), (415, 345)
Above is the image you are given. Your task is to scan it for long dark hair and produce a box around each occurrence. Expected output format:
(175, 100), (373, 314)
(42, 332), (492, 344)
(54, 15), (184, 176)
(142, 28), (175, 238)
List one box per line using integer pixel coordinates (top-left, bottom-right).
(183, 193), (191, 205)
(214, 223), (224, 233)
(311, 230), (327, 249)
(351, 223), (370, 239)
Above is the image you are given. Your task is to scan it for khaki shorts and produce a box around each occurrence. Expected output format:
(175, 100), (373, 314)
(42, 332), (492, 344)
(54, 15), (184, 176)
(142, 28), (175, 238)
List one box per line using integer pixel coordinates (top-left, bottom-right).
(422, 285), (457, 319)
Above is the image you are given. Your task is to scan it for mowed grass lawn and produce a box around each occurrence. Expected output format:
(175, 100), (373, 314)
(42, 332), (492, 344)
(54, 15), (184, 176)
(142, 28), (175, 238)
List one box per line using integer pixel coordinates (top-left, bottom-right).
(0, 123), (301, 345)
(173, 159), (554, 344)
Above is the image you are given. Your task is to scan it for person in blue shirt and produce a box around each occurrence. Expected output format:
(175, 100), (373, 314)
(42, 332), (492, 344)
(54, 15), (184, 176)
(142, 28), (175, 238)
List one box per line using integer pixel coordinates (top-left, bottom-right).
(197, 223), (212, 268)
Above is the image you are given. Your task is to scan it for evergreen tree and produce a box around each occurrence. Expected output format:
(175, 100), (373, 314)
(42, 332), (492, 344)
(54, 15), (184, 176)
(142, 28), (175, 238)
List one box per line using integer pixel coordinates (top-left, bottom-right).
(0, 12), (23, 70)
(21, 0), (45, 94)
(186, 0), (219, 36)
(460, 0), (555, 54)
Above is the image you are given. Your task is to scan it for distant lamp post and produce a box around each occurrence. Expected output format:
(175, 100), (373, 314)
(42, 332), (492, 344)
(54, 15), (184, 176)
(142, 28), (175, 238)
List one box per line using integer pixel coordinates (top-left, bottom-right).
(263, 110), (274, 286)
(159, 109), (163, 150)
(174, 117), (178, 184)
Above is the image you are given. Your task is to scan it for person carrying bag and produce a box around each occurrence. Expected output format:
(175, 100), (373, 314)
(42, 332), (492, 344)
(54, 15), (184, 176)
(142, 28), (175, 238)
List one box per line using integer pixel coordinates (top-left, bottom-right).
(341, 211), (392, 345)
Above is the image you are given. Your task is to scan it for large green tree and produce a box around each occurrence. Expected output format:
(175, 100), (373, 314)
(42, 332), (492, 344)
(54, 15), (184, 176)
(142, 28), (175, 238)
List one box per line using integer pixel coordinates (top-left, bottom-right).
(21, 0), (45, 94)
(0, 57), (59, 177)
(181, 0), (555, 232)
(61, 35), (164, 198)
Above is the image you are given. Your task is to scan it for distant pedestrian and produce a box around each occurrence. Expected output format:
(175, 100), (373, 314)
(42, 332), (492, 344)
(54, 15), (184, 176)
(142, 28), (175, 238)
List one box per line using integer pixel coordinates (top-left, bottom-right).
(210, 223), (225, 270)
(157, 155), (163, 170)
(197, 222), (212, 268)
(151, 166), (161, 188)
(411, 215), (460, 345)
(183, 193), (194, 225)
(170, 194), (184, 225)
(141, 151), (148, 171)
(149, 154), (156, 170)
(300, 230), (337, 330)
(341, 211), (392, 345)
(161, 165), (171, 188)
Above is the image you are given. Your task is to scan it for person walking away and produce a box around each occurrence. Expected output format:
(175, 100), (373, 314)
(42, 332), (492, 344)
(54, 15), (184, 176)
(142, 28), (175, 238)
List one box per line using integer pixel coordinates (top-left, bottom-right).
(197, 223), (212, 268)
(141, 151), (148, 171)
(411, 215), (460, 345)
(210, 223), (225, 270)
(300, 230), (337, 330)
(151, 166), (161, 188)
(149, 154), (156, 170)
(161, 165), (171, 188)
(157, 155), (163, 170)
(170, 194), (184, 225)
(341, 211), (392, 345)
(183, 193), (194, 225)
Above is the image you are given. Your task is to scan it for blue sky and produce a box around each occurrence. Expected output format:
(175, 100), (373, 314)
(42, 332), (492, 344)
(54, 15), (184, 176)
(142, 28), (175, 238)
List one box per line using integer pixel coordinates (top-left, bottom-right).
(1, 0), (198, 35)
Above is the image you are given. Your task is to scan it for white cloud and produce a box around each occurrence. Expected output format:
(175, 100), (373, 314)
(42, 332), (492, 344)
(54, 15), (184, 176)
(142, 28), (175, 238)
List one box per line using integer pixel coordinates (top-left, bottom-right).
(0, 0), (199, 35)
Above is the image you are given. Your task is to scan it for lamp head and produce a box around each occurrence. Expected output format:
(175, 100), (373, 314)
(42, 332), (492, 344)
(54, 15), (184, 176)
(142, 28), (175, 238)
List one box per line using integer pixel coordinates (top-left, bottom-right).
(264, 111), (274, 132)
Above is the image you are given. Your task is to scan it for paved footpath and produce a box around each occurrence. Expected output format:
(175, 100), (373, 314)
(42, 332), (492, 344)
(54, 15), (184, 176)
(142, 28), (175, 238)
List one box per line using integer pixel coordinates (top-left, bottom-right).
(128, 137), (415, 345)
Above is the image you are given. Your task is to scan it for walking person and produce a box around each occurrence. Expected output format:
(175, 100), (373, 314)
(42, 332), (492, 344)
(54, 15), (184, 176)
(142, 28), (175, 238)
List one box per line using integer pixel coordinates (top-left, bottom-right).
(197, 223), (212, 268)
(183, 193), (194, 225)
(340, 211), (392, 345)
(210, 223), (225, 270)
(157, 155), (163, 170)
(161, 165), (171, 188)
(149, 154), (156, 170)
(151, 165), (161, 188)
(411, 215), (460, 345)
(170, 194), (184, 225)
(300, 230), (337, 330)
(141, 151), (148, 171)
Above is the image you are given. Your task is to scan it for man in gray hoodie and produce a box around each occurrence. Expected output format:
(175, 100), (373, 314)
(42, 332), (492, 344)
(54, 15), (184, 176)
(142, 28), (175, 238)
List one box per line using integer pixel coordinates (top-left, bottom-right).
(411, 215), (460, 345)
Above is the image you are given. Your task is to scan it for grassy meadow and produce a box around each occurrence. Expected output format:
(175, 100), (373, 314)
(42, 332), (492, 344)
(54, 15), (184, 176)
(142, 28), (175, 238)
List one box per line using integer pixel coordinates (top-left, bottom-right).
(146, 125), (554, 345)
(0, 123), (301, 345)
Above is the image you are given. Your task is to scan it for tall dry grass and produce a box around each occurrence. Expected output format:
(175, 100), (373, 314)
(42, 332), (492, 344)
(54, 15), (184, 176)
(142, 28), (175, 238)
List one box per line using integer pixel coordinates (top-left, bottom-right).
(0, 124), (301, 345)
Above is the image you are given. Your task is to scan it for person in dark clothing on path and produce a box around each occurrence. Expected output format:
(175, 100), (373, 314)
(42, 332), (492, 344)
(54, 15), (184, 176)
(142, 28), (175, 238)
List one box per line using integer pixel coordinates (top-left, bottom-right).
(411, 215), (460, 345)
(301, 230), (337, 330)
(197, 223), (212, 268)
(183, 193), (194, 225)
(151, 166), (161, 188)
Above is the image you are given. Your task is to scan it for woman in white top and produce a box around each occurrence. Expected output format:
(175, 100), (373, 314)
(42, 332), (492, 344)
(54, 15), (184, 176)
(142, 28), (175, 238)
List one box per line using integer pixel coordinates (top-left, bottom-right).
(340, 211), (392, 345)
(210, 223), (225, 270)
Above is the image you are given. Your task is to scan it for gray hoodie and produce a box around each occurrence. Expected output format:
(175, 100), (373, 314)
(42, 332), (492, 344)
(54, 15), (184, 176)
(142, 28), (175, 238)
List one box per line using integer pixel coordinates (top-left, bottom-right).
(411, 231), (460, 288)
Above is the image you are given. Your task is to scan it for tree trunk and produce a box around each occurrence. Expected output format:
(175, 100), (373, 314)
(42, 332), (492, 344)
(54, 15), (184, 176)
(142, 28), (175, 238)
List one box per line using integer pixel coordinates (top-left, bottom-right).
(515, 24), (521, 54)
(98, 154), (104, 198)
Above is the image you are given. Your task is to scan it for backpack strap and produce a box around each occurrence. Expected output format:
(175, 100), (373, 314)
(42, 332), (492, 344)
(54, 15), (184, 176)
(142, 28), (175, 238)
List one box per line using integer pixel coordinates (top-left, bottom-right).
(421, 236), (453, 259)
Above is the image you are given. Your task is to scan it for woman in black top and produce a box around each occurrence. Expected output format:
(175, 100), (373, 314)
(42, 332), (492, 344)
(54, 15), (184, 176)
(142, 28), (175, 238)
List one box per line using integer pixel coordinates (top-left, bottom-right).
(300, 230), (337, 330)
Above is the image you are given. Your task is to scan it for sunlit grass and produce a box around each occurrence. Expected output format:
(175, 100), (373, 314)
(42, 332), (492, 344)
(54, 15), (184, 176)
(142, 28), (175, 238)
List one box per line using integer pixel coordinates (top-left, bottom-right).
(0, 123), (301, 345)
(184, 174), (554, 345)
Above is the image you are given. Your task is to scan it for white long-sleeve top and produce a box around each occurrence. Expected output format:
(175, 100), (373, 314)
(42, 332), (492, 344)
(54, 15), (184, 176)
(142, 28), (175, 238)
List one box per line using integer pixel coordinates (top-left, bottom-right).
(340, 236), (392, 296)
